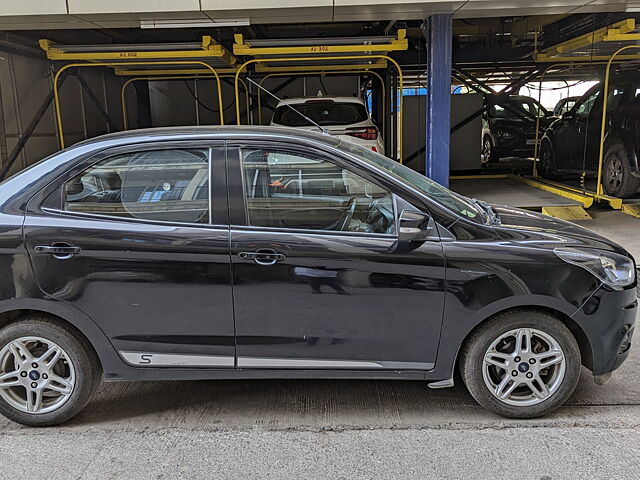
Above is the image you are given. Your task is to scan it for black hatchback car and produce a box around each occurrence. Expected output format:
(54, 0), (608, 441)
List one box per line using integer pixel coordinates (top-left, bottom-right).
(0, 126), (636, 426)
(539, 72), (640, 198)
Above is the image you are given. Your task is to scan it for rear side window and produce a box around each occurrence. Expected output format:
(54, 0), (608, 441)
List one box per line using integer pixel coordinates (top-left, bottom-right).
(63, 148), (210, 224)
(272, 102), (368, 127)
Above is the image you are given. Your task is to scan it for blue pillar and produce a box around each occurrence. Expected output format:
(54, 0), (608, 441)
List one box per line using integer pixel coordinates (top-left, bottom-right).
(423, 14), (452, 187)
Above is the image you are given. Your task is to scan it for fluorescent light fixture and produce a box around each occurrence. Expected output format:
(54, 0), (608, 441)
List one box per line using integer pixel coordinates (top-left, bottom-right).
(141, 18), (250, 29)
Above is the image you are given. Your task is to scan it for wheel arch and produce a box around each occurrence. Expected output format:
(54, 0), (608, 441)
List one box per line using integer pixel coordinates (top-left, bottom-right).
(0, 299), (126, 378)
(456, 305), (593, 373)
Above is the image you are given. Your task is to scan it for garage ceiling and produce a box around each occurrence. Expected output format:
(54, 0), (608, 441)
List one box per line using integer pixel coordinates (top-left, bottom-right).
(0, 0), (637, 30)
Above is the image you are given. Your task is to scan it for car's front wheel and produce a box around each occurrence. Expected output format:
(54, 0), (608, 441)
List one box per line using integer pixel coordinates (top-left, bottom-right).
(460, 310), (581, 418)
(0, 315), (100, 426)
(482, 136), (499, 165)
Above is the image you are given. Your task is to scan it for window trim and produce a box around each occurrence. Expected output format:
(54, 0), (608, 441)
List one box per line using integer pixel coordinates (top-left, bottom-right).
(40, 141), (224, 229)
(233, 142), (398, 237)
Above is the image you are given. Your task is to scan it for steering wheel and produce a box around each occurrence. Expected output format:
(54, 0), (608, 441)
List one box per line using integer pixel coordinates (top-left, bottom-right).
(334, 196), (357, 231)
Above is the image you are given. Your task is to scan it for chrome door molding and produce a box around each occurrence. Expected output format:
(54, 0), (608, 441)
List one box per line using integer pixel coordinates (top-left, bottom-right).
(237, 357), (434, 370)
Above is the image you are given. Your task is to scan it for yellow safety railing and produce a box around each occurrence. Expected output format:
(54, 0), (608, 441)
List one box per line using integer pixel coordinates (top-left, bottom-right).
(120, 75), (250, 130)
(596, 45), (640, 196)
(52, 61), (225, 149)
(234, 55), (404, 162)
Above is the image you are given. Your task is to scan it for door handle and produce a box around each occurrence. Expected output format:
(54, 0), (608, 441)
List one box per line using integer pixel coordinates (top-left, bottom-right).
(238, 249), (285, 266)
(34, 243), (80, 259)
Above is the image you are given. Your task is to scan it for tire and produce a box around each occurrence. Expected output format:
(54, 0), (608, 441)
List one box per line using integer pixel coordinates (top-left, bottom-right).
(459, 310), (581, 419)
(0, 315), (100, 427)
(482, 136), (499, 165)
(538, 140), (560, 180)
(602, 143), (640, 198)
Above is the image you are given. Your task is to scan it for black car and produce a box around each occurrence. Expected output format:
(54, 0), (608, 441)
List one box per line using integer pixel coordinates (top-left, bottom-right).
(482, 95), (552, 164)
(0, 126), (636, 426)
(539, 73), (640, 198)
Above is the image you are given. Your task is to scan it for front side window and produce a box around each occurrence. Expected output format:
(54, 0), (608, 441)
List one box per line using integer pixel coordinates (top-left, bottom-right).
(64, 148), (210, 224)
(575, 90), (600, 117)
(240, 147), (395, 234)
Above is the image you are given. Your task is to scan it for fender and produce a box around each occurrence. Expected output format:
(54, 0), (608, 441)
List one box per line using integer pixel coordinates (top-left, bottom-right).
(0, 297), (127, 378)
(425, 292), (591, 383)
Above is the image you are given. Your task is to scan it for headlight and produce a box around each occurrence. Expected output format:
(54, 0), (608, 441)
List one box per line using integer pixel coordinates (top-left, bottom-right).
(497, 130), (514, 139)
(554, 247), (636, 290)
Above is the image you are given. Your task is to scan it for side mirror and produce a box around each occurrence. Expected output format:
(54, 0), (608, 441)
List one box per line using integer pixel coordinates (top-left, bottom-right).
(562, 111), (574, 120)
(398, 209), (436, 241)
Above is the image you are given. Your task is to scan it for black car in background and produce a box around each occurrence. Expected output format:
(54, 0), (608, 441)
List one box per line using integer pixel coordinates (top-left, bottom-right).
(539, 73), (640, 198)
(552, 96), (581, 117)
(482, 95), (552, 164)
(0, 126), (635, 426)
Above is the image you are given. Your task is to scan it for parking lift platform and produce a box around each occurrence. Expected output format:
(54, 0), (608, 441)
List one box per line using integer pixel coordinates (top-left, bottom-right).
(450, 175), (593, 221)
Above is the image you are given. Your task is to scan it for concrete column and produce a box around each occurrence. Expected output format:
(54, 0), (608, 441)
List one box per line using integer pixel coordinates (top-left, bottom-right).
(422, 13), (452, 187)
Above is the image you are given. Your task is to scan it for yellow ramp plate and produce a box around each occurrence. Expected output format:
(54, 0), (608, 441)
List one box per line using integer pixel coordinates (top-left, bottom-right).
(541, 206), (592, 221)
(622, 203), (640, 218)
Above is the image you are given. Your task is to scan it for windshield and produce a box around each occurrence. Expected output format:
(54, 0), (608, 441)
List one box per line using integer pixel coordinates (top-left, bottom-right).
(273, 102), (369, 127)
(492, 98), (548, 118)
(338, 142), (485, 223)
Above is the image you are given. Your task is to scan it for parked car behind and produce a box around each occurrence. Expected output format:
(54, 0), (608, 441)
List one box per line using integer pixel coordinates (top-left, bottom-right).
(482, 95), (552, 164)
(539, 72), (640, 198)
(270, 96), (385, 155)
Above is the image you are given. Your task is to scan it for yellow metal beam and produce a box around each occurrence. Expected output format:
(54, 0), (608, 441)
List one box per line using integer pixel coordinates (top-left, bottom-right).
(233, 30), (407, 56)
(39, 36), (237, 65)
(535, 18), (636, 62)
(113, 67), (238, 76)
(254, 60), (387, 73)
(621, 203), (640, 218)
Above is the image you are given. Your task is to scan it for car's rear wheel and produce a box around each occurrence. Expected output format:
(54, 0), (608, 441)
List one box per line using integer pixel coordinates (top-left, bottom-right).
(0, 315), (100, 426)
(460, 310), (581, 418)
(538, 140), (559, 180)
(482, 136), (499, 165)
(602, 143), (640, 198)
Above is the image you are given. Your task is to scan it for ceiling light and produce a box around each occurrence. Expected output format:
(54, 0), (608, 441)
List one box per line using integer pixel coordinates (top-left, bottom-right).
(140, 19), (250, 29)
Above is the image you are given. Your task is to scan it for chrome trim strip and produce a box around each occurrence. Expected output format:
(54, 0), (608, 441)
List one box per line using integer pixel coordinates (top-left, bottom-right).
(237, 357), (434, 370)
(120, 351), (234, 368)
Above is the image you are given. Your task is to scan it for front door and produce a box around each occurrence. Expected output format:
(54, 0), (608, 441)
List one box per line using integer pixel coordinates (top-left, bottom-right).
(228, 143), (446, 370)
(23, 142), (235, 368)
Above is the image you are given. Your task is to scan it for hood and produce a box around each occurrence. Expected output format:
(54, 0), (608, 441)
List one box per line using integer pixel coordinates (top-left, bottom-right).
(491, 205), (628, 256)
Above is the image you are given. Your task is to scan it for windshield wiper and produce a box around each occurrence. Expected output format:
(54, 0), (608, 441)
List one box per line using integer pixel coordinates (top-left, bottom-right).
(470, 198), (501, 225)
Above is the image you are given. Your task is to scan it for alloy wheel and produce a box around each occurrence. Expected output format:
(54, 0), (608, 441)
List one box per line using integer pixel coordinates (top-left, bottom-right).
(482, 328), (566, 407)
(0, 336), (76, 414)
(482, 139), (492, 165)
(606, 156), (623, 192)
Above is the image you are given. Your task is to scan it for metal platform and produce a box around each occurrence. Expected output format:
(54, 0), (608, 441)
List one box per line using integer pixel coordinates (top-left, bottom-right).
(450, 176), (592, 220)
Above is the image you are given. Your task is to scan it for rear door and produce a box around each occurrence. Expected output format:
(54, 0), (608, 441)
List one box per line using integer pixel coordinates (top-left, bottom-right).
(227, 141), (446, 370)
(23, 142), (235, 368)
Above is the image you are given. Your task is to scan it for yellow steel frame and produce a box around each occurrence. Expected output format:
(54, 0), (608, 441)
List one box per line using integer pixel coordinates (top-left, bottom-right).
(535, 19), (640, 62)
(596, 45), (640, 197)
(53, 61), (225, 149)
(255, 70), (386, 135)
(113, 67), (238, 76)
(40, 36), (237, 67)
(120, 75), (250, 130)
(254, 60), (388, 73)
(233, 30), (407, 56)
(234, 55), (404, 162)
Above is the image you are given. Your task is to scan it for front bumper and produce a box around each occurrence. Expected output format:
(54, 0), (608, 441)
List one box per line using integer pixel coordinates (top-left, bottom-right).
(573, 284), (637, 376)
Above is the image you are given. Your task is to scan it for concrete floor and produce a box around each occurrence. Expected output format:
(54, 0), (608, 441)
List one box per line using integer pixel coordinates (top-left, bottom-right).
(1, 209), (638, 479)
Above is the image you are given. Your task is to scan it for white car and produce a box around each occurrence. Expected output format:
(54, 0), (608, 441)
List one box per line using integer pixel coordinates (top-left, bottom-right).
(270, 96), (385, 155)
